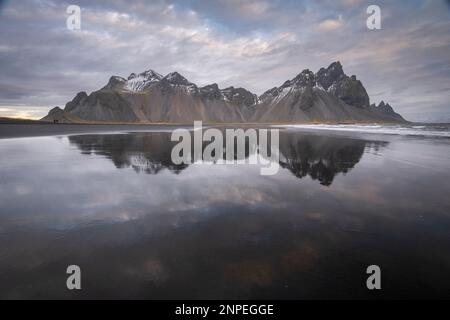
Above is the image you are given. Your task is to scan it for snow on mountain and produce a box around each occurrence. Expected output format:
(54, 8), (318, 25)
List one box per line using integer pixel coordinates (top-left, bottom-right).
(123, 70), (163, 92)
(44, 62), (406, 124)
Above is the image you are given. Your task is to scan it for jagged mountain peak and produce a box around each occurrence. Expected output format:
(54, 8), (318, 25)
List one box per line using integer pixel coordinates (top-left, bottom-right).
(128, 69), (163, 81)
(290, 69), (316, 87)
(163, 72), (191, 85)
(278, 61), (345, 91)
(110, 75), (126, 82)
(222, 86), (253, 96)
(220, 86), (258, 107)
(369, 100), (404, 121)
(198, 83), (222, 100)
(74, 91), (88, 101)
(142, 69), (163, 78)
(43, 62), (406, 124)
(102, 70), (162, 92)
(316, 61), (346, 90)
(328, 61), (343, 71)
(318, 61), (344, 77)
(377, 101), (394, 112)
(258, 61), (371, 109)
(200, 83), (220, 91)
(102, 76), (126, 90)
(122, 69), (163, 92)
(48, 106), (63, 113)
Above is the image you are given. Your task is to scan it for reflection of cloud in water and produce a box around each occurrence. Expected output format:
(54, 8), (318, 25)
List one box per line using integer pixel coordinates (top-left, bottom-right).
(3, 131), (450, 298)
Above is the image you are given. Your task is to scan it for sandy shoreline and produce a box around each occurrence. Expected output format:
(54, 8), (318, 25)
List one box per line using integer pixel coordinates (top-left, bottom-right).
(0, 123), (189, 139)
(0, 117), (407, 139)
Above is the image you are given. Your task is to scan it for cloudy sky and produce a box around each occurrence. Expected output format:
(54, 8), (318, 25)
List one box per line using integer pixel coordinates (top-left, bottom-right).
(0, 0), (449, 122)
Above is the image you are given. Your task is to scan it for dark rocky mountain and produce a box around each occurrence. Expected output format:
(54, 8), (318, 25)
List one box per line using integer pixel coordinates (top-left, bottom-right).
(41, 106), (84, 123)
(42, 62), (406, 123)
(368, 101), (405, 122)
(253, 62), (404, 123)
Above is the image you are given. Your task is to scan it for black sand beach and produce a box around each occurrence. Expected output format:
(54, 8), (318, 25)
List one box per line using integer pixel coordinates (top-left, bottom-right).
(0, 123), (185, 139)
(1, 124), (450, 299)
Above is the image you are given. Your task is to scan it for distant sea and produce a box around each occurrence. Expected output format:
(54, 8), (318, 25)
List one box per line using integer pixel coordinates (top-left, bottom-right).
(276, 123), (450, 138)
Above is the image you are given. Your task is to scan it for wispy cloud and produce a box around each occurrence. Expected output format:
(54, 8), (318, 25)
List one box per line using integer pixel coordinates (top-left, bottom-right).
(316, 16), (344, 32)
(0, 107), (47, 119)
(0, 0), (449, 121)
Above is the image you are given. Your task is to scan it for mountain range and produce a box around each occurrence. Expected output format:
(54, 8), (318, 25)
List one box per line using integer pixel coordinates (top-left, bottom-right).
(42, 62), (405, 124)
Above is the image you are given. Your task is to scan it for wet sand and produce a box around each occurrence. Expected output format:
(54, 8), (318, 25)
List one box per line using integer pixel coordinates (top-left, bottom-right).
(0, 118), (408, 139)
(0, 123), (186, 139)
(1, 129), (450, 299)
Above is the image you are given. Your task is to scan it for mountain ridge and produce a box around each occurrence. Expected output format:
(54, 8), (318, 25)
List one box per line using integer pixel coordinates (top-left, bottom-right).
(42, 62), (406, 124)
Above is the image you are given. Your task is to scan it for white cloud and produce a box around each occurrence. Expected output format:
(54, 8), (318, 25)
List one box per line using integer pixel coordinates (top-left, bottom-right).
(316, 16), (344, 32)
(0, 0), (449, 121)
(0, 106), (48, 119)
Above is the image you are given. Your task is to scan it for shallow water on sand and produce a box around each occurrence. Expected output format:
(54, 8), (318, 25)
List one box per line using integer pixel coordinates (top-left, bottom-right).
(0, 127), (450, 299)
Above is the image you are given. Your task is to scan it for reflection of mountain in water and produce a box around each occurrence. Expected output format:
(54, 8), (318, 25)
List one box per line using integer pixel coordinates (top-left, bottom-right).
(69, 133), (188, 174)
(278, 133), (387, 186)
(68, 130), (388, 185)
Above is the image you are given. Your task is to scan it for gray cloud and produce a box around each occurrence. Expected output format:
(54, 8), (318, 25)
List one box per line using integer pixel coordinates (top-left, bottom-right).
(0, 0), (449, 121)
